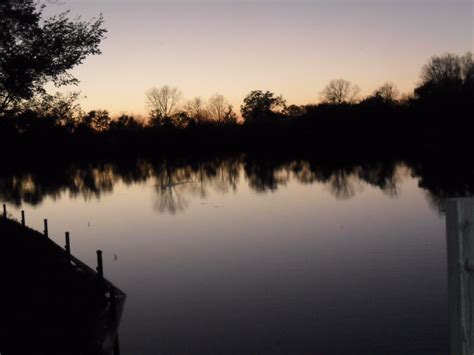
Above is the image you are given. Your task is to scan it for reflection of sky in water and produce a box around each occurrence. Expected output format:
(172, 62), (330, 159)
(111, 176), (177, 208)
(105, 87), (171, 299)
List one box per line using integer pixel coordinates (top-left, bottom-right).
(3, 163), (448, 353)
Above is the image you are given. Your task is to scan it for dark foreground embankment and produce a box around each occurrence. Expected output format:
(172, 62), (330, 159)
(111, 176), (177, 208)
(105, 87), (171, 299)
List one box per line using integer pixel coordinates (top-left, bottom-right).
(0, 215), (125, 355)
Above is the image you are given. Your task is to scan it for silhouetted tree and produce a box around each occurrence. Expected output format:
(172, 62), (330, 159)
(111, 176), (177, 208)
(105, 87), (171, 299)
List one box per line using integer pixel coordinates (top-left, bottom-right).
(320, 79), (360, 104)
(359, 82), (399, 108)
(205, 94), (237, 125)
(461, 53), (474, 86)
(207, 94), (226, 121)
(207, 94), (236, 124)
(0, 0), (106, 114)
(283, 104), (305, 118)
(413, 52), (473, 142)
(81, 110), (111, 132)
(420, 53), (462, 86)
(109, 114), (144, 131)
(20, 91), (82, 129)
(184, 97), (208, 124)
(414, 52), (473, 100)
(172, 111), (196, 129)
(222, 106), (238, 125)
(372, 83), (399, 102)
(146, 85), (182, 126)
(241, 90), (286, 124)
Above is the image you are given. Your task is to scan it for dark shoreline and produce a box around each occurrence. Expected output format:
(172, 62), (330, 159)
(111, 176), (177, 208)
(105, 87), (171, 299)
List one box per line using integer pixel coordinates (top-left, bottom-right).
(0, 216), (125, 354)
(2, 146), (473, 211)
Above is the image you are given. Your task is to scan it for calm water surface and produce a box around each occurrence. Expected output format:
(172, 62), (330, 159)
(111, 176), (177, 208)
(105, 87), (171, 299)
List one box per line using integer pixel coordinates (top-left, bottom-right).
(2, 158), (451, 354)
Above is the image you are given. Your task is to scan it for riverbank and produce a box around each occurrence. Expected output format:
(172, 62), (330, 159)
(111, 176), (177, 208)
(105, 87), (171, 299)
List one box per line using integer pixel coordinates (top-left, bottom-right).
(0, 213), (125, 354)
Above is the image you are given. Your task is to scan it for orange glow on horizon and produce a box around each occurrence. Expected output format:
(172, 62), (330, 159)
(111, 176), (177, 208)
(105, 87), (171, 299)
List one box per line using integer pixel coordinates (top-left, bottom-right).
(48, 0), (471, 116)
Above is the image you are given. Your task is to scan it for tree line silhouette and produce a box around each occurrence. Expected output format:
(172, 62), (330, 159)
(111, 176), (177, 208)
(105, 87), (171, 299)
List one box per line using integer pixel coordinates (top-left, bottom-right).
(1, 1), (473, 158)
(1, 152), (472, 214)
(1, 51), (473, 158)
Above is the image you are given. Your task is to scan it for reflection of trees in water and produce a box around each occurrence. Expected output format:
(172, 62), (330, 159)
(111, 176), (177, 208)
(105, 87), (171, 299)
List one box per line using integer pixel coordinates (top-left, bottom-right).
(326, 169), (362, 200)
(151, 157), (241, 214)
(408, 157), (474, 213)
(0, 155), (471, 214)
(356, 162), (405, 198)
(242, 160), (399, 200)
(69, 164), (115, 200)
(0, 173), (47, 206)
(425, 192), (447, 215)
(0, 160), (152, 207)
(244, 159), (291, 192)
(153, 161), (191, 214)
(154, 183), (188, 215)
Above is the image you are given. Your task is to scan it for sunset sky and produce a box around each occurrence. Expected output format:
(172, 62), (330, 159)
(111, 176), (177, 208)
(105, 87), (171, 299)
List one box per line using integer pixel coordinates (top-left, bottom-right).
(46, 0), (473, 116)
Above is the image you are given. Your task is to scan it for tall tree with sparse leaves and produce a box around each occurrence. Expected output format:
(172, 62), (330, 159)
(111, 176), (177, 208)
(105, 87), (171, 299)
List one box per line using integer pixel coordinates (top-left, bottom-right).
(0, 0), (106, 113)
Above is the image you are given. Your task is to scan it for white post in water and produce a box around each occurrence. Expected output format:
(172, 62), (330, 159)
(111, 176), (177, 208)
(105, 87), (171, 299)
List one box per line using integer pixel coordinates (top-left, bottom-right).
(446, 197), (474, 355)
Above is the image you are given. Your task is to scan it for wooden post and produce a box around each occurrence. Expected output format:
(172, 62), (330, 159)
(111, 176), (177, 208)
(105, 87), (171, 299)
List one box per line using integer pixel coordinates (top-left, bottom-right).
(113, 334), (121, 355)
(21, 210), (25, 226)
(2, 204), (6, 218)
(43, 219), (48, 238)
(446, 198), (474, 354)
(96, 250), (104, 280)
(65, 232), (71, 256)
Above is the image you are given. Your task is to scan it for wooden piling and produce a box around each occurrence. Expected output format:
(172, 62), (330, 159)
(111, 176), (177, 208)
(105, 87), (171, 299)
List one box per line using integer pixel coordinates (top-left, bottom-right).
(96, 250), (104, 280)
(2, 204), (6, 218)
(21, 210), (25, 226)
(65, 232), (71, 256)
(44, 219), (48, 238)
(114, 334), (121, 355)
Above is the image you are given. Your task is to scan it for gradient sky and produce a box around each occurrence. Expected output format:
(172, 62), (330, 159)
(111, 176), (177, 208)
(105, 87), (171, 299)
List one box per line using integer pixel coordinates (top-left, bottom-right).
(45, 0), (473, 115)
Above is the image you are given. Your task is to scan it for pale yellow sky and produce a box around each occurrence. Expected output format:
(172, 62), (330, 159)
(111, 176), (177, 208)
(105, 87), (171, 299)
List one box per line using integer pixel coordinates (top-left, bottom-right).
(46, 0), (473, 116)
